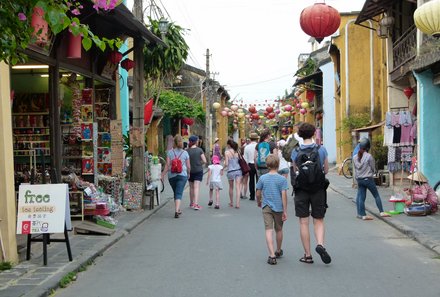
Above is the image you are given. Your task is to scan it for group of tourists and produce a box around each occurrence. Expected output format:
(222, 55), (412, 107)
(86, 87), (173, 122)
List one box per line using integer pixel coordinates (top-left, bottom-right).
(160, 120), (438, 266)
(161, 123), (333, 266)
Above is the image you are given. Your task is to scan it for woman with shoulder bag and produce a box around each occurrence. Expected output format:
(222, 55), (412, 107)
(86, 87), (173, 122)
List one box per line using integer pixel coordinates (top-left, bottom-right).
(225, 140), (243, 208)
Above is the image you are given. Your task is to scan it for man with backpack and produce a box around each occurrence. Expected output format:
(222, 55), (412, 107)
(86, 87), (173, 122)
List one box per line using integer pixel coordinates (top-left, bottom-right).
(254, 130), (277, 178)
(291, 123), (331, 265)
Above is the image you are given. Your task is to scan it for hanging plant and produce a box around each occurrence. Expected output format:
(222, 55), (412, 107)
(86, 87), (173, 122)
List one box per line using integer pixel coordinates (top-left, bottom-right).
(158, 90), (204, 122)
(0, 0), (123, 65)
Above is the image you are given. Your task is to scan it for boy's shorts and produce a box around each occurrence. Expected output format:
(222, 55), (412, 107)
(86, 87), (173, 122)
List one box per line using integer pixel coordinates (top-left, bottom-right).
(294, 189), (327, 219)
(262, 206), (284, 231)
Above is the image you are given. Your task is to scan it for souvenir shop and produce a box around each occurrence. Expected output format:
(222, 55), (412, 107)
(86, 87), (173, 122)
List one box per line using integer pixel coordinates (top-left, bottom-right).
(383, 105), (417, 186)
(9, 3), (161, 227)
(11, 59), (123, 223)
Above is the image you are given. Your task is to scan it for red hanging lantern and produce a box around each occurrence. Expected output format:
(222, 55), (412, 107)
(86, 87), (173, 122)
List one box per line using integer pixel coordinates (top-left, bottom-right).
(403, 87), (414, 100)
(121, 59), (135, 71)
(109, 51), (123, 65)
(300, 3), (341, 43)
(67, 32), (82, 59)
(182, 117), (194, 126)
(306, 90), (315, 102)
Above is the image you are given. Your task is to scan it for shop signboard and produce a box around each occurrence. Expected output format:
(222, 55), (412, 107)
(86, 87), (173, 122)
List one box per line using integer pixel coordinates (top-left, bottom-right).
(16, 184), (72, 234)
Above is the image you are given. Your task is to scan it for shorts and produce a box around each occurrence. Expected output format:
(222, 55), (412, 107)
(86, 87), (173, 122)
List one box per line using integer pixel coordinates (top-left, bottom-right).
(294, 189), (327, 219)
(227, 169), (242, 180)
(278, 168), (289, 175)
(189, 171), (203, 182)
(168, 175), (187, 200)
(209, 181), (223, 190)
(262, 206), (284, 231)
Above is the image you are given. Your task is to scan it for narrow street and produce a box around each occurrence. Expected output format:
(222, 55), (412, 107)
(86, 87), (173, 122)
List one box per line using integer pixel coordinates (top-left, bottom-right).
(54, 176), (440, 297)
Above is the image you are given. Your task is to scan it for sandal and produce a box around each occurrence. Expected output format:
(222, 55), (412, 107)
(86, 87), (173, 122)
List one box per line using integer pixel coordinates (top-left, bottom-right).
(315, 245), (331, 264)
(275, 249), (283, 258)
(362, 215), (373, 220)
(380, 212), (391, 217)
(299, 254), (314, 264)
(208, 200), (213, 206)
(229, 202), (233, 207)
(174, 212), (179, 218)
(267, 256), (277, 265)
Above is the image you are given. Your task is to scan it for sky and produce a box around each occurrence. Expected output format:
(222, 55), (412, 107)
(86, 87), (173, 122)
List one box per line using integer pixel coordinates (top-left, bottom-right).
(126, 0), (366, 106)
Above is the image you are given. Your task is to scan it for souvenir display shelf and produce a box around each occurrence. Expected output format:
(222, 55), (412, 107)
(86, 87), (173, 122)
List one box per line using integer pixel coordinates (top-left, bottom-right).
(95, 88), (112, 176)
(12, 93), (51, 190)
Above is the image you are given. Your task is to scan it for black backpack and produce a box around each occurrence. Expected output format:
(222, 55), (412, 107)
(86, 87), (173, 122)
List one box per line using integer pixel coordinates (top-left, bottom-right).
(294, 145), (325, 192)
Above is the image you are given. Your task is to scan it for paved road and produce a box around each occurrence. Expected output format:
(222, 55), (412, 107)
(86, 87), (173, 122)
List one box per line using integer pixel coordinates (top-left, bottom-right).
(54, 178), (440, 297)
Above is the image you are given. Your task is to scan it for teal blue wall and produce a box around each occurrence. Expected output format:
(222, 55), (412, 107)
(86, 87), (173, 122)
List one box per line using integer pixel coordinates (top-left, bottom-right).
(120, 0), (129, 136)
(414, 70), (440, 185)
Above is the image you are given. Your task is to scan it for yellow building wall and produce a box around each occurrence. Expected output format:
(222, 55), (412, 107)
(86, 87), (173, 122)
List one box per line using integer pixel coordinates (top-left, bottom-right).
(0, 62), (19, 263)
(330, 13), (388, 164)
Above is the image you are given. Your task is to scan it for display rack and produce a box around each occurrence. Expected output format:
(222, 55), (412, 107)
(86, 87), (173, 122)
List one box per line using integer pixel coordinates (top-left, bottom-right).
(95, 88), (112, 176)
(13, 110), (51, 188)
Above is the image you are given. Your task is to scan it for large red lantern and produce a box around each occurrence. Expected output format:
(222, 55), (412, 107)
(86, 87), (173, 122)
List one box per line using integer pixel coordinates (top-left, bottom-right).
(306, 90), (315, 102)
(109, 51), (123, 65)
(300, 3), (341, 43)
(121, 58), (135, 71)
(403, 87), (414, 100)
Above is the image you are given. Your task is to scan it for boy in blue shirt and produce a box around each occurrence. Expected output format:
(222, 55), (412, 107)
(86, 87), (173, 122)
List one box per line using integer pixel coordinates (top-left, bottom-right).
(256, 154), (288, 265)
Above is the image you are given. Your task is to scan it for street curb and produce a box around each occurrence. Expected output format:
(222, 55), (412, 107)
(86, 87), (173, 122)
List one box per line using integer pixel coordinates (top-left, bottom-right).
(22, 199), (172, 297)
(329, 184), (440, 257)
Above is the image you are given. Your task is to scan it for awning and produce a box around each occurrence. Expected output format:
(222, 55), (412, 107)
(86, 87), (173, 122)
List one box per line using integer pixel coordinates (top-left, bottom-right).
(293, 71), (321, 87)
(79, 2), (165, 46)
(355, 0), (399, 25)
(353, 121), (385, 132)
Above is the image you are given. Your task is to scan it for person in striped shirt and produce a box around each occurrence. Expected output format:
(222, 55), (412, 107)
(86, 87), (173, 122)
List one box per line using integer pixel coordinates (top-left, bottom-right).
(256, 154), (288, 265)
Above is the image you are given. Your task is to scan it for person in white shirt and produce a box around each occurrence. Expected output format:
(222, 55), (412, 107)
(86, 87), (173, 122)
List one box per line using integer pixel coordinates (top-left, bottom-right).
(244, 132), (259, 200)
(277, 139), (290, 179)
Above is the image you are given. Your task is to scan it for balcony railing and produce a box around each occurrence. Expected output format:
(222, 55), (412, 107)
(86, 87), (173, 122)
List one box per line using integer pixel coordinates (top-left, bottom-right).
(392, 25), (417, 71)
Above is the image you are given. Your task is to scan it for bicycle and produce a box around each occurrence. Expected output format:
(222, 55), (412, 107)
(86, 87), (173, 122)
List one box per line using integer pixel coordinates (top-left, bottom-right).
(341, 156), (353, 179)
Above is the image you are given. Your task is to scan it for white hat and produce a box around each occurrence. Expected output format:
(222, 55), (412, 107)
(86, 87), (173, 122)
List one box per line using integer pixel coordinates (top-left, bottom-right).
(407, 172), (428, 183)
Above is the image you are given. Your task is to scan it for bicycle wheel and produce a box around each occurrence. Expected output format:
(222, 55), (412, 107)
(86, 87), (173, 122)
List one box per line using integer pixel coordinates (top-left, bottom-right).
(342, 158), (353, 179)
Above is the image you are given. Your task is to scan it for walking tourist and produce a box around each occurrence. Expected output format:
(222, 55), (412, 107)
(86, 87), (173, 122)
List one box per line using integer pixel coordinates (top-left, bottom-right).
(291, 123), (331, 264)
(255, 130), (277, 177)
(225, 139), (242, 208)
(244, 132), (259, 200)
(354, 138), (391, 220)
(213, 137), (222, 161)
(240, 139), (249, 199)
(256, 154), (288, 265)
(187, 135), (207, 210)
(163, 135), (190, 219)
(277, 139), (290, 179)
(206, 155), (224, 209)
